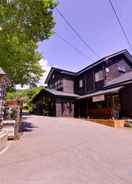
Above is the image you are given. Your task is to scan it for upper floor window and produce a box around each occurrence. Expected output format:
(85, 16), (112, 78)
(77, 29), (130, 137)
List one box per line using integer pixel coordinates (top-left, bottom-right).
(49, 84), (53, 89)
(58, 80), (63, 89)
(52, 74), (55, 79)
(95, 70), (104, 82)
(53, 80), (63, 90)
(105, 67), (110, 73)
(55, 81), (57, 89)
(79, 79), (83, 88)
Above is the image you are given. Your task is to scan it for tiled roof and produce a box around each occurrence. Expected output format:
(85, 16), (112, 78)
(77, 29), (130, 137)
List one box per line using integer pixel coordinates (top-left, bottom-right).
(105, 71), (132, 87)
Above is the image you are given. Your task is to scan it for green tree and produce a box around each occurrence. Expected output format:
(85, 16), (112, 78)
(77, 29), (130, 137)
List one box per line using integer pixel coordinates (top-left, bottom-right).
(0, 0), (57, 85)
(6, 86), (43, 112)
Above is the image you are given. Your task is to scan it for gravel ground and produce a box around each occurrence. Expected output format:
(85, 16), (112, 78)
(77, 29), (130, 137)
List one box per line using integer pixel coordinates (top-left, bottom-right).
(0, 115), (132, 184)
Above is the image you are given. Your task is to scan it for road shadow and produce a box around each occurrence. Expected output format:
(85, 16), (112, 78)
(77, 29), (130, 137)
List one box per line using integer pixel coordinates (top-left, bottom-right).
(22, 116), (31, 120)
(22, 112), (37, 120)
(20, 121), (38, 132)
(22, 112), (31, 120)
(22, 112), (30, 116)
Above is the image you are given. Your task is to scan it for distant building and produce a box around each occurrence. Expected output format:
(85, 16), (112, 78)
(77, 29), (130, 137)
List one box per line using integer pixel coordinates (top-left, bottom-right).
(32, 49), (132, 119)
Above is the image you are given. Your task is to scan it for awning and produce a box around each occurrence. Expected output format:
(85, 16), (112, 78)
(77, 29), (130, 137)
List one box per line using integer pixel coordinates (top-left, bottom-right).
(45, 88), (79, 98)
(79, 86), (123, 99)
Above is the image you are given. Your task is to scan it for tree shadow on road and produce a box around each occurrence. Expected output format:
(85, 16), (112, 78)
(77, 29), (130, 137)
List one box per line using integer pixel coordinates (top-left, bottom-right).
(20, 121), (38, 132)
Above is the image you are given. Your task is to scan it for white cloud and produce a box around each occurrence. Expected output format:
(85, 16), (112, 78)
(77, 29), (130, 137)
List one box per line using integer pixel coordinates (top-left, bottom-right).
(38, 58), (51, 86)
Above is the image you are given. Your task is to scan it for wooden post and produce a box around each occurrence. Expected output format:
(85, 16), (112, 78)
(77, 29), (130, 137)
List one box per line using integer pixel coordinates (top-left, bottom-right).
(15, 99), (22, 140)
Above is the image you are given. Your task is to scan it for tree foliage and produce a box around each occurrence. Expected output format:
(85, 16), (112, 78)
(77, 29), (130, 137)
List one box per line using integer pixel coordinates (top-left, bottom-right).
(6, 86), (43, 111)
(0, 0), (57, 85)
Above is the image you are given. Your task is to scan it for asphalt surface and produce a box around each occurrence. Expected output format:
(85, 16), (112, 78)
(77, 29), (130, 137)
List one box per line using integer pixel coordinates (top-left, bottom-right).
(0, 115), (132, 184)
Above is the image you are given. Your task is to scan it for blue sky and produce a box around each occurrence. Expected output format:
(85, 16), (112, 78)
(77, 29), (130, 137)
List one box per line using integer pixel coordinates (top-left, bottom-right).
(38, 0), (132, 73)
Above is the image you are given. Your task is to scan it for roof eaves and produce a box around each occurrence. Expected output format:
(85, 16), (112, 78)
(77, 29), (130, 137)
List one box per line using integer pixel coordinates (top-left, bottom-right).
(45, 50), (131, 81)
(45, 88), (79, 98)
(105, 79), (132, 89)
(45, 67), (76, 84)
(77, 49), (128, 75)
(79, 86), (123, 99)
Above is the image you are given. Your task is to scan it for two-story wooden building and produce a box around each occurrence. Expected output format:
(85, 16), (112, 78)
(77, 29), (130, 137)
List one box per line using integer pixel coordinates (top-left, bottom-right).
(32, 49), (132, 119)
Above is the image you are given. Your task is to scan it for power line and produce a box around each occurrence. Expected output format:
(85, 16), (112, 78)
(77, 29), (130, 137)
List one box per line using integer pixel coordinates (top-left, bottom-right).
(56, 33), (95, 61)
(108, 0), (132, 50)
(56, 7), (99, 58)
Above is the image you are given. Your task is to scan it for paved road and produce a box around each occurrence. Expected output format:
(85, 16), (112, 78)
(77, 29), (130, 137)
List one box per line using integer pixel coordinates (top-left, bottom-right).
(0, 115), (132, 184)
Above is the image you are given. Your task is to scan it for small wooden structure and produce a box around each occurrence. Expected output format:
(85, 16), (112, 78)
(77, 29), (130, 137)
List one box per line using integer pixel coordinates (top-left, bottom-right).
(4, 98), (23, 139)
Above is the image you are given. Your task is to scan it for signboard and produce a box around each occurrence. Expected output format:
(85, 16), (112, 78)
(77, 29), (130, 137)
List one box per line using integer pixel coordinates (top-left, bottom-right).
(92, 95), (105, 102)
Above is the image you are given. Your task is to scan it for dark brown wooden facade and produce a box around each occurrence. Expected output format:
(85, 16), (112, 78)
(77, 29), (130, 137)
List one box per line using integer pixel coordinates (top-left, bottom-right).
(120, 84), (132, 118)
(32, 50), (132, 119)
(32, 89), (76, 117)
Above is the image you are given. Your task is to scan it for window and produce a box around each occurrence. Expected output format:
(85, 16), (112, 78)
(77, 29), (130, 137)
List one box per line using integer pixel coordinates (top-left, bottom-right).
(52, 74), (55, 79)
(55, 81), (57, 89)
(57, 80), (63, 90)
(60, 80), (63, 88)
(79, 79), (83, 88)
(105, 67), (110, 73)
(95, 70), (104, 82)
(49, 84), (52, 89)
(56, 80), (59, 89)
